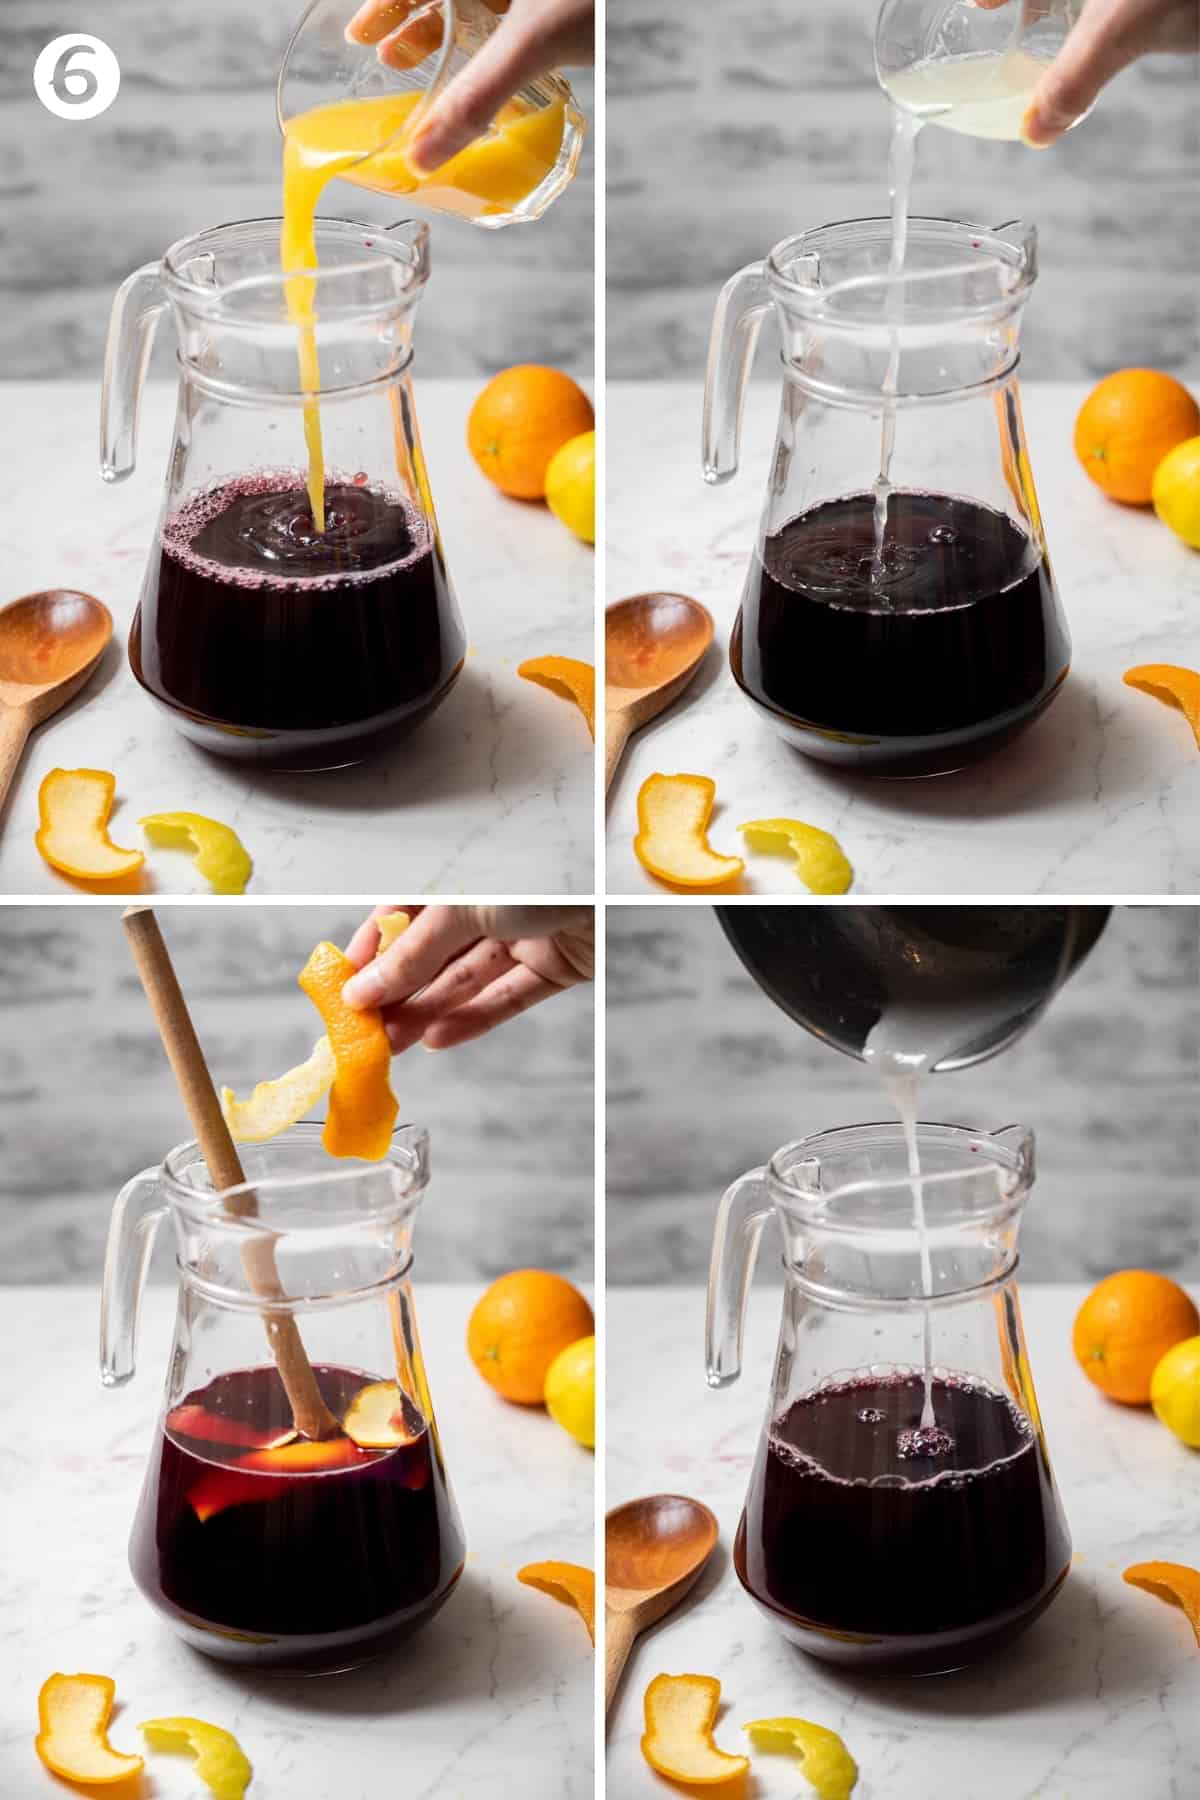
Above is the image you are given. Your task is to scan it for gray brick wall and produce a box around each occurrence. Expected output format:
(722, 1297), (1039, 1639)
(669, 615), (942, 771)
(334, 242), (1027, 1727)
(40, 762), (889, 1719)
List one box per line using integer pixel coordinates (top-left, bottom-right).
(607, 906), (1199, 1284)
(1, 2), (593, 377)
(0, 906), (594, 1284)
(607, 0), (1200, 379)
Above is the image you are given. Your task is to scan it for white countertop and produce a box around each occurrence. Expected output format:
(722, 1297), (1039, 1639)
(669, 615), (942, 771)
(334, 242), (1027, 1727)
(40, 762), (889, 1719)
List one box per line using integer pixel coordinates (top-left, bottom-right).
(607, 1284), (1199, 1800)
(0, 380), (593, 896)
(607, 380), (1200, 896)
(0, 1284), (593, 1798)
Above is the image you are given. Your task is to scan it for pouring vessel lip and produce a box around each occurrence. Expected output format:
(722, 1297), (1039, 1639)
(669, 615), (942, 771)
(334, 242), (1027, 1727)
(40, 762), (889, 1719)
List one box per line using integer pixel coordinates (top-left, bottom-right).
(275, 0), (459, 140)
(765, 214), (1037, 324)
(160, 214), (430, 313)
(160, 1121), (429, 1225)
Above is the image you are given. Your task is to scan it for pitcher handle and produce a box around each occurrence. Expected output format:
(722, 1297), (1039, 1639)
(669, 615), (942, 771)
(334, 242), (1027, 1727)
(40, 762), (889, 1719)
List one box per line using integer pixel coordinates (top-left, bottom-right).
(100, 262), (167, 482)
(702, 260), (770, 485)
(706, 1165), (771, 1388)
(100, 1167), (166, 1386)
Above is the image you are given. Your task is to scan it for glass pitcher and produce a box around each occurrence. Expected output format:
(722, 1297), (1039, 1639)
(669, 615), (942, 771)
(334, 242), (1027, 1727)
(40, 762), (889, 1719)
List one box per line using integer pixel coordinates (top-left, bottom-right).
(101, 216), (466, 770)
(100, 1124), (466, 1673)
(707, 1121), (1071, 1675)
(703, 217), (1070, 776)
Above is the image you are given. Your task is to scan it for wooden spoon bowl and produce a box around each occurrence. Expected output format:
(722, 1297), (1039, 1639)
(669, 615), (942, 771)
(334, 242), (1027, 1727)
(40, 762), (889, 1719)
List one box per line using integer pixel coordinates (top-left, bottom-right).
(0, 589), (112, 818)
(605, 1492), (719, 1711)
(605, 592), (714, 791)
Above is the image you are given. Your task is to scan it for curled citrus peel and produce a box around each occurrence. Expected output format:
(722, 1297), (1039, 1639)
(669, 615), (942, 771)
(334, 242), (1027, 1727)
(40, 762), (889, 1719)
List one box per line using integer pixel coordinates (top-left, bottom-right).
(517, 1561), (596, 1643)
(221, 914), (409, 1146)
(35, 1672), (144, 1785)
(738, 818), (853, 895)
(140, 811), (252, 895)
(300, 940), (398, 1161)
(189, 1437), (366, 1522)
(140, 1716), (252, 1800)
(35, 769), (144, 883)
(1123, 1561), (1200, 1646)
(641, 1673), (750, 1786)
(518, 655), (596, 737)
(744, 1717), (858, 1800)
(634, 774), (744, 890)
(342, 1379), (419, 1448)
(1124, 665), (1200, 751)
(221, 1036), (336, 1144)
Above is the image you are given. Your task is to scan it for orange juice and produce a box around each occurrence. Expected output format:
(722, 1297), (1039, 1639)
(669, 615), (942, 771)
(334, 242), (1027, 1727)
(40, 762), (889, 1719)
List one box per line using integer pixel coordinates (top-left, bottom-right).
(281, 92), (567, 528)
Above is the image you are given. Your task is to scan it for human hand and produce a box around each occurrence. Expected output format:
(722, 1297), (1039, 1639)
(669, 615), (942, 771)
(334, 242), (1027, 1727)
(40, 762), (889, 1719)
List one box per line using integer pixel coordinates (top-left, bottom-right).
(975, 0), (1199, 145)
(346, 0), (593, 172)
(342, 904), (594, 1050)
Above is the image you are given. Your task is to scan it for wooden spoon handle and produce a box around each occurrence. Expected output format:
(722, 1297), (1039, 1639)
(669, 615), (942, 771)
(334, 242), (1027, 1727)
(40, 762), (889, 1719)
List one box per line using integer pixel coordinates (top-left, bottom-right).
(0, 707), (32, 819)
(604, 708), (631, 793)
(604, 1606), (638, 1713)
(122, 906), (338, 1440)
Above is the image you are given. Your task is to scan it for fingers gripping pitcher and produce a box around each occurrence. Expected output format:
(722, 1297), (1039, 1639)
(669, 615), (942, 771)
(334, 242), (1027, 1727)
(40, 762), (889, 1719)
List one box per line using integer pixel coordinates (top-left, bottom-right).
(703, 218), (1070, 776)
(706, 1121), (1071, 1674)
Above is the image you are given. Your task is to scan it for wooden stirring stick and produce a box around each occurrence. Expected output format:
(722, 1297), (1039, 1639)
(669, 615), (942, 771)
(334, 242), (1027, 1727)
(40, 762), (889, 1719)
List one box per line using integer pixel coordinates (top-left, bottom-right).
(122, 906), (338, 1440)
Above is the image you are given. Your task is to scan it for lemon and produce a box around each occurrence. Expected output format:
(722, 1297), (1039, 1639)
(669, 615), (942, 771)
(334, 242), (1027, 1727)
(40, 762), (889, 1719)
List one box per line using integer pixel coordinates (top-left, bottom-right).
(1152, 435), (1200, 549)
(544, 1333), (594, 1448)
(545, 430), (595, 544)
(1150, 1333), (1200, 1445)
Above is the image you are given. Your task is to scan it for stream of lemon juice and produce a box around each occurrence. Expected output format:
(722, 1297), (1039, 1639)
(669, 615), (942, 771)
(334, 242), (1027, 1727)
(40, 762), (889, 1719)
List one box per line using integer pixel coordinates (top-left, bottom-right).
(281, 93), (567, 530)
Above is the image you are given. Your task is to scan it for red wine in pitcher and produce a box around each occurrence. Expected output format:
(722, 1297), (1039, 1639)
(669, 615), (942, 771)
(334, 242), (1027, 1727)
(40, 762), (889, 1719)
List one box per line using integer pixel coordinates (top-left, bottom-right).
(731, 491), (1070, 776)
(130, 1363), (465, 1671)
(734, 1370), (1071, 1674)
(130, 474), (466, 770)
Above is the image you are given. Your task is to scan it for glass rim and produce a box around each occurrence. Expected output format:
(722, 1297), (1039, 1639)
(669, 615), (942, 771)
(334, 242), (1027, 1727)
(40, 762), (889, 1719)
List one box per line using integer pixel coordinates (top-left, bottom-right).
(766, 214), (1037, 322)
(765, 1119), (1033, 1225)
(160, 214), (430, 312)
(160, 1121), (429, 1225)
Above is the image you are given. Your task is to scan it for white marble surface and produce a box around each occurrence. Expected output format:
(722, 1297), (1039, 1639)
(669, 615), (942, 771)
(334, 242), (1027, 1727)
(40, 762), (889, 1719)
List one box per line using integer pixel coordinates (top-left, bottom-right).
(0, 380), (593, 896)
(606, 380), (1200, 896)
(0, 1285), (594, 1797)
(607, 1284), (1200, 1799)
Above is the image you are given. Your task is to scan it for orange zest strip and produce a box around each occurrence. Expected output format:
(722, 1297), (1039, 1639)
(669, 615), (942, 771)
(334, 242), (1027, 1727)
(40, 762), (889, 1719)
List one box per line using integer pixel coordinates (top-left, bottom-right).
(35, 769), (144, 883)
(35, 1672), (144, 1786)
(518, 655), (596, 738)
(1123, 1561), (1200, 1646)
(1124, 665), (1200, 751)
(634, 773), (745, 891)
(517, 1561), (596, 1643)
(299, 940), (398, 1161)
(641, 1673), (751, 1786)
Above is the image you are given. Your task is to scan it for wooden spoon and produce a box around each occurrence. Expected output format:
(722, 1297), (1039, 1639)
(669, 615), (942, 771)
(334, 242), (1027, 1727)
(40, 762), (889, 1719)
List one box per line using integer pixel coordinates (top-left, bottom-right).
(605, 592), (714, 792)
(605, 1493), (719, 1712)
(0, 589), (112, 815)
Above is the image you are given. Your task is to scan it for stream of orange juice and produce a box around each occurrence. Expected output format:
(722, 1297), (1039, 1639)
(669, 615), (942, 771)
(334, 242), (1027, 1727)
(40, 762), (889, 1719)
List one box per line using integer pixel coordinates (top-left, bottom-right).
(281, 92), (567, 531)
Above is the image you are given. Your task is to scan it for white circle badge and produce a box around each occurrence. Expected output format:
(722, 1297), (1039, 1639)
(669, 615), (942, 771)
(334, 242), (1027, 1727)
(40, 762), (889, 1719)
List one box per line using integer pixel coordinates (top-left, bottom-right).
(34, 34), (121, 121)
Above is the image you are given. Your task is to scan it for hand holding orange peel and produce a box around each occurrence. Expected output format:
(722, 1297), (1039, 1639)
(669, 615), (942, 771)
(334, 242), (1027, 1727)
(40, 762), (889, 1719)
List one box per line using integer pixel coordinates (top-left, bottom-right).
(738, 818), (853, 895)
(518, 655), (595, 737)
(634, 774), (744, 890)
(1124, 665), (1200, 751)
(140, 811), (252, 895)
(641, 1673), (751, 1785)
(1124, 1561), (1200, 1647)
(518, 1561), (596, 1643)
(139, 1716), (252, 1799)
(300, 940), (399, 1161)
(35, 769), (144, 883)
(35, 1672), (144, 1785)
(744, 1717), (858, 1800)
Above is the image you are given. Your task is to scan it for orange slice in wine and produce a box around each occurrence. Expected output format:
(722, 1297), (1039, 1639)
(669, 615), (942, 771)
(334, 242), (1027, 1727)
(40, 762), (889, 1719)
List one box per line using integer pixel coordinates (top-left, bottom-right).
(342, 1380), (419, 1448)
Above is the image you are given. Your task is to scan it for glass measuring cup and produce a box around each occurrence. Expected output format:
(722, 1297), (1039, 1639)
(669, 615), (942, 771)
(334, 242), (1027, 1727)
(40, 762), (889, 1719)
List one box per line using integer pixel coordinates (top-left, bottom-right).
(101, 1124), (466, 1673)
(101, 217), (466, 770)
(707, 1121), (1071, 1674)
(278, 0), (587, 226)
(875, 0), (1088, 139)
(703, 216), (1070, 776)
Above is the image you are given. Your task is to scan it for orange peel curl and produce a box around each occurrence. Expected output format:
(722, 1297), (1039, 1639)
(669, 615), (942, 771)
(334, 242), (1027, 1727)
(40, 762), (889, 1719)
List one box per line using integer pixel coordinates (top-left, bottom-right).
(518, 655), (595, 737)
(517, 1560), (595, 1643)
(299, 940), (398, 1161)
(1123, 1560), (1200, 1646)
(634, 773), (744, 890)
(1124, 664), (1200, 751)
(35, 1672), (144, 1785)
(641, 1672), (750, 1785)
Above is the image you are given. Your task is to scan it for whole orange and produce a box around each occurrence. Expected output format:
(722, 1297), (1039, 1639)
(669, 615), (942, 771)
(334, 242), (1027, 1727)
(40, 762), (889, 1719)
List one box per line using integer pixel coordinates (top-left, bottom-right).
(467, 1269), (594, 1405)
(467, 365), (594, 500)
(1072, 1270), (1199, 1405)
(1074, 369), (1199, 505)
